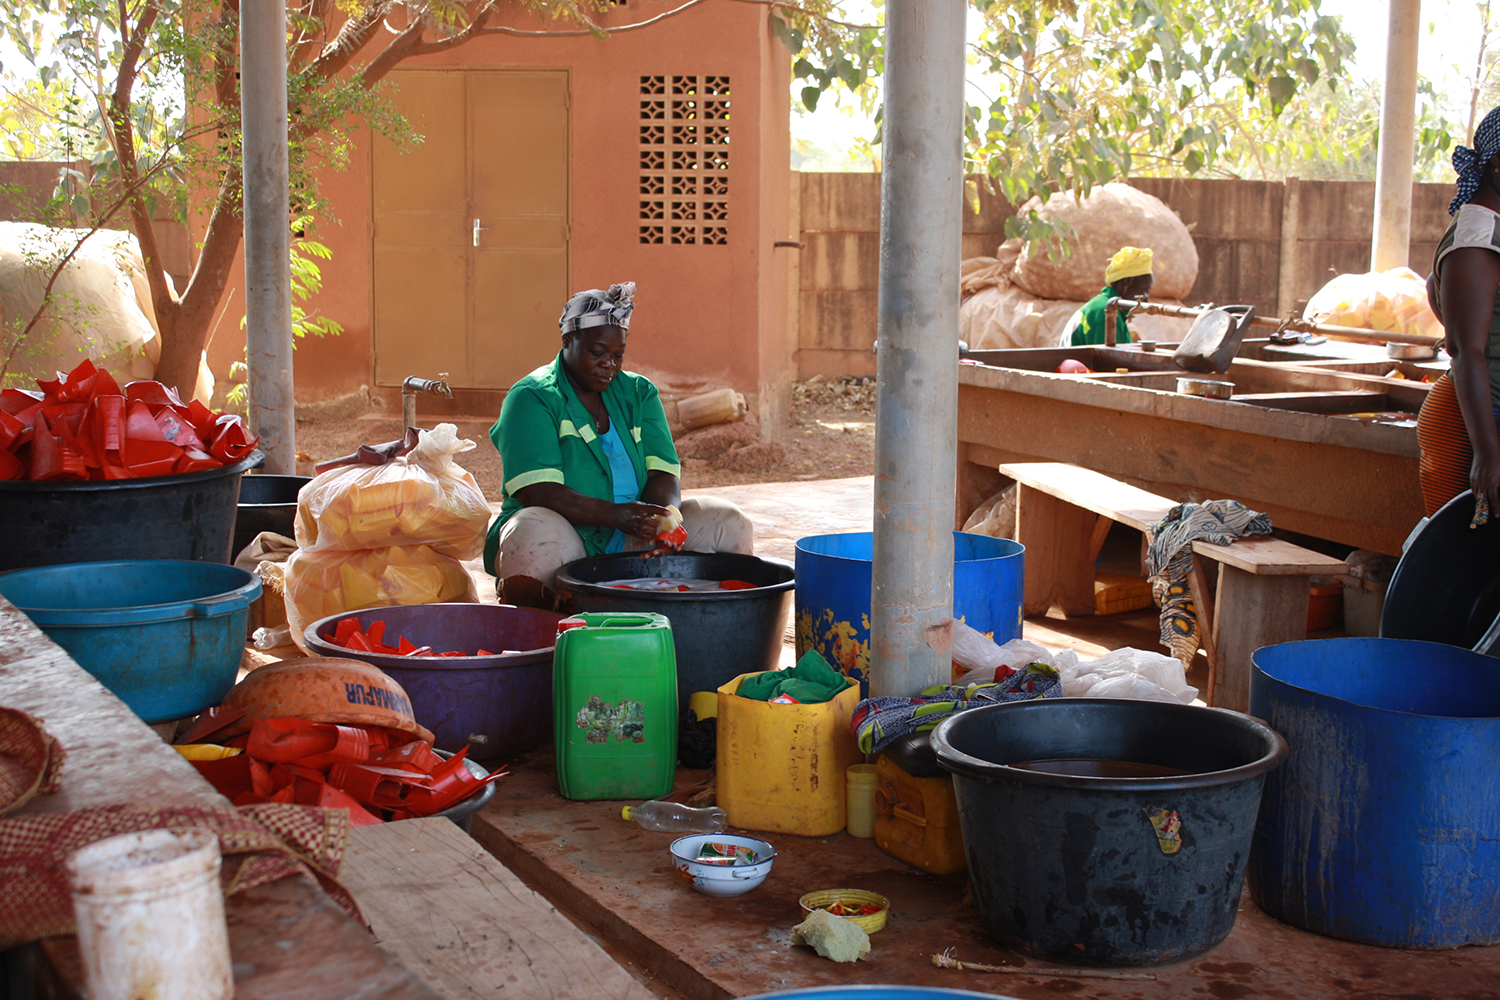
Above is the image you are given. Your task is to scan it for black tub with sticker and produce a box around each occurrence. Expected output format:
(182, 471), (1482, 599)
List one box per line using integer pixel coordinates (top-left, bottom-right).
(930, 698), (1287, 967)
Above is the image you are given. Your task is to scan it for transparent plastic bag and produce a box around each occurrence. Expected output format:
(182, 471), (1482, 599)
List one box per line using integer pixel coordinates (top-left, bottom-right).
(1304, 267), (1443, 341)
(952, 630), (1062, 686)
(294, 424), (490, 558)
(283, 543), (478, 651)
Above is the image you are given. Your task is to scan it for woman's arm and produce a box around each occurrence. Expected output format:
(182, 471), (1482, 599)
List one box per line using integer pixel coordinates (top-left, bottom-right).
(1437, 246), (1500, 512)
(514, 481), (675, 542)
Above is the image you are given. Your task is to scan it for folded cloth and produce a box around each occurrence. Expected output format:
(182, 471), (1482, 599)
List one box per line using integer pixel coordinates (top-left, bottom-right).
(735, 649), (849, 704)
(1145, 500), (1272, 666)
(851, 663), (1063, 755)
(0, 707), (65, 817)
(0, 802), (357, 949)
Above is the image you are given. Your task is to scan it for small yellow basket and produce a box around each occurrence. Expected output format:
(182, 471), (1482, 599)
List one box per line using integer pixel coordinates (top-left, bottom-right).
(798, 888), (890, 934)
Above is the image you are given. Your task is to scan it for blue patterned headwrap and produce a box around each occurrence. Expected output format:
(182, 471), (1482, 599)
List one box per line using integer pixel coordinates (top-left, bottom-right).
(1450, 106), (1500, 215)
(559, 282), (636, 335)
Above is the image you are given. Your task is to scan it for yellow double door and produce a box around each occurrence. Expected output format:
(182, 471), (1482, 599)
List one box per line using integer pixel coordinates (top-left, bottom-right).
(372, 69), (569, 389)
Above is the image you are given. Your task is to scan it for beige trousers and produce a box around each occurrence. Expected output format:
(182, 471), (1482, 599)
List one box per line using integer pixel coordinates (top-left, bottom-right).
(495, 496), (755, 598)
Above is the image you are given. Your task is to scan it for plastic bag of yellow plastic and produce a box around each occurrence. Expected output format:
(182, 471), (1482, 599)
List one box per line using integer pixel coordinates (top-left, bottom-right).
(283, 423), (490, 651)
(283, 543), (478, 650)
(294, 424), (490, 558)
(1304, 267), (1444, 342)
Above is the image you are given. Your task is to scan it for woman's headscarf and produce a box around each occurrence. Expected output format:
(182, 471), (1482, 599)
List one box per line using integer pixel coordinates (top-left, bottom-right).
(559, 282), (636, 335)
(1105, 246), (1153, 285)
(1450, 106), (1500, 215)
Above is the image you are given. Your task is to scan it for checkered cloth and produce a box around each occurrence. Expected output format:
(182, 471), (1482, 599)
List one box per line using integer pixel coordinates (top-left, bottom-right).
(0, 802), (358, 948)
(0, 707), (65, 817)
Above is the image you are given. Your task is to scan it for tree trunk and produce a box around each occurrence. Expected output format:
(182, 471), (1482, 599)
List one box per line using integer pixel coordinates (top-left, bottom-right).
(150, 172), (245, 396)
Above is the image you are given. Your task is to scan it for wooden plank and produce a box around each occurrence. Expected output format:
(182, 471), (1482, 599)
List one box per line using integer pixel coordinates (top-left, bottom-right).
(342, 818), (657, 1000)
(1211, 568), (1311, 711)
(1188, 555), (1218, 703)
(1014, 483), (1098, 616)
(1001, 461), (1175, 533)
(1193, 537), (1347, 576)
(1231, 390), (1387, 414)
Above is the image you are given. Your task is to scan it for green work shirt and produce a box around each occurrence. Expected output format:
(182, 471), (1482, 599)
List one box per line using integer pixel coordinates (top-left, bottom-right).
(483, 353), (682, 574)
(1070, 286), (1133, 346)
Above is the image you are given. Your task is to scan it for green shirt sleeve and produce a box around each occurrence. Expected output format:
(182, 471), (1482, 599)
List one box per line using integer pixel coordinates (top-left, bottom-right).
(493, 383), (568, 497)
(634, 378), (681, 477)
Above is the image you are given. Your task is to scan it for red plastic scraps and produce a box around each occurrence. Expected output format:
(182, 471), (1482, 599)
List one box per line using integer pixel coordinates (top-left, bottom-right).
(324, 617), (500, 657)
(0, 358), (259, 481)
(187, 717), (507, 825)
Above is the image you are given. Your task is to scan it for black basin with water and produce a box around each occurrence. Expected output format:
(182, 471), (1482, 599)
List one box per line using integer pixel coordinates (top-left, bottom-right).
(932, 698), (1286, 967)
(556, 551), (794, 712)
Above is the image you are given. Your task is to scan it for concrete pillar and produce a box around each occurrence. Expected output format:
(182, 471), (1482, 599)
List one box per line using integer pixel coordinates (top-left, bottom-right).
(1371, 0), (1421, 271)
(1277, 177), (1302, 317)
(241, 2), (296, 473)
(870, 0), (966, 697)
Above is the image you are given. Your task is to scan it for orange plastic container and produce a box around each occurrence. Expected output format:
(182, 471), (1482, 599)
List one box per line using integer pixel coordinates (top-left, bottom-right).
(873, 733), (966, 876)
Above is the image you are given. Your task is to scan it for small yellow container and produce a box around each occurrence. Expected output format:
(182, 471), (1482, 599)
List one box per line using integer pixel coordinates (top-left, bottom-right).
(798, 889), (890, 934)
(716, 671), (860, 836)
(845, 764), (880, 838)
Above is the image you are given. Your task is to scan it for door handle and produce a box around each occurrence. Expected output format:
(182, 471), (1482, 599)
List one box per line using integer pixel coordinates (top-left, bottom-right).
(473, 218), (489, 247)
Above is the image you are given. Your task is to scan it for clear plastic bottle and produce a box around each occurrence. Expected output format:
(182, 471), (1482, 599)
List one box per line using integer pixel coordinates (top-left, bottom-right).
(621, 799), (727, 833)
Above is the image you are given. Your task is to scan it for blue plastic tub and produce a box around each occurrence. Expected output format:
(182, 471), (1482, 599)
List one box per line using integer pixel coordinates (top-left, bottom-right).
(1250, 637), (1500, 948)
(743, 989), (1021, 999)
(794, 532), (1023, 695)
(0, 560), (262, 724)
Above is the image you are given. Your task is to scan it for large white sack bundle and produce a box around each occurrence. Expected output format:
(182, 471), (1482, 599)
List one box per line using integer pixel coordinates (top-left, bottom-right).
(0, 222), (211, 400)
(1010, 183), (1199, 302)
(961, 283), (1087, 350)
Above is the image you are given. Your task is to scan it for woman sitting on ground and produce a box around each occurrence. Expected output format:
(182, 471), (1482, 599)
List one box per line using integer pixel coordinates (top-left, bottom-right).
(483, 282), (754, 609)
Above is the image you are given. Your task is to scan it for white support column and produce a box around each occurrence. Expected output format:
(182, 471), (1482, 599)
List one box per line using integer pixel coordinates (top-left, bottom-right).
(1371, 0), (1422, 271)
(870, 0), (967, 697)
(241, 2), (296, 473)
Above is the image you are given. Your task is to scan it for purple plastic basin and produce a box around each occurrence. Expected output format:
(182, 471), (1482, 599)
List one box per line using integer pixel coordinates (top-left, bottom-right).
(303, 603), (562, 761)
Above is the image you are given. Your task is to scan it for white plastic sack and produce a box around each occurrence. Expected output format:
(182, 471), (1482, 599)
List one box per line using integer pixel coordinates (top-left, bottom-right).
(952, 634), (1074, 687)
(1060, 646), (1198, 704)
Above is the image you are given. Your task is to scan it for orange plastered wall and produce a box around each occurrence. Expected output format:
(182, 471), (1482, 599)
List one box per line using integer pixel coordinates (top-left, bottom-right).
(204, 0), (793, 409)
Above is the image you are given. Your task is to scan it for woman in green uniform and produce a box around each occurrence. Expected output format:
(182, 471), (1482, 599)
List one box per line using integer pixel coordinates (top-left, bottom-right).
(1066, 246), (1155, 346)
(484, 282), (753, 609)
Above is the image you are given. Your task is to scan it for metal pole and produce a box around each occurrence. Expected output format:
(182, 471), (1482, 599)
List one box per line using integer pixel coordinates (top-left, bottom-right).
(870, 0), (966, 697)
(1371, 0), (1421, 271)
(241, 2), (296, 474)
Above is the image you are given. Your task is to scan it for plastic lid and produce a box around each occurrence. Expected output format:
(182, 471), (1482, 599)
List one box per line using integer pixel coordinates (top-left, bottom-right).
(557, 618), (588, 634)
(621, 806), (633, 821)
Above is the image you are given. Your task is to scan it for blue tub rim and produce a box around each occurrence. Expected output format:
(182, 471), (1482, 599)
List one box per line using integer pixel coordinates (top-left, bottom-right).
(930, 698), (1288, 793)
(1254, 636), (1500, 723)
(302, 603), (561, 670)
(556, 551), (795, 601)
(0, 560), (261, 626)
(795, 530), (1024, 564)
(0, 449), (264, 494)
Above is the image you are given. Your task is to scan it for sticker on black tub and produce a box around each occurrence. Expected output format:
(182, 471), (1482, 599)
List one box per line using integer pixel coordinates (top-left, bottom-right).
(1144, 806), (1182, 854)
(575, 695), (646, 744)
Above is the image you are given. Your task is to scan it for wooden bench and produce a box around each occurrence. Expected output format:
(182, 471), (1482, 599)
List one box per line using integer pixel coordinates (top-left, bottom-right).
(998, 462), (1348, 711)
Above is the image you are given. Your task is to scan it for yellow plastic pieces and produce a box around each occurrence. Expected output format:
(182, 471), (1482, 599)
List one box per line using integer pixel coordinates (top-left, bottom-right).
(284, 425), (489, 649)
(1304, 267), (1443, 342)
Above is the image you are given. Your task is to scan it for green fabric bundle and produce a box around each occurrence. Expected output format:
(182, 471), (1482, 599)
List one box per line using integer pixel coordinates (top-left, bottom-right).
(735, 650), (849, 704)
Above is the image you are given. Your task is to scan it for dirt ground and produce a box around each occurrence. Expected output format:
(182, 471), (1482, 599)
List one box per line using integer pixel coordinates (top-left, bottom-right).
(292, 375), (877, 498)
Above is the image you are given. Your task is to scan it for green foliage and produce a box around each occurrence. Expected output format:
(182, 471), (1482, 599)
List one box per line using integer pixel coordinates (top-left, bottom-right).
(227, 219), (345, 407)
(778, 0), (1359, 237)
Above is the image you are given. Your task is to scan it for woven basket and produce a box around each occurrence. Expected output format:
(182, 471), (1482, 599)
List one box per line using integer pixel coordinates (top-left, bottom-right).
(798, 888), (890, 934)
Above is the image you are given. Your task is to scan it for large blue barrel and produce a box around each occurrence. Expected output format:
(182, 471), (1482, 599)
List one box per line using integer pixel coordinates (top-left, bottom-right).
(794, 532), (1023, 696)
(1249, 637), (1500, 948)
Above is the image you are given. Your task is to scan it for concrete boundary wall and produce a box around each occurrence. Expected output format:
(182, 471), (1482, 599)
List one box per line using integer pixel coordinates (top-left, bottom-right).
(795, 172), (1455, 378)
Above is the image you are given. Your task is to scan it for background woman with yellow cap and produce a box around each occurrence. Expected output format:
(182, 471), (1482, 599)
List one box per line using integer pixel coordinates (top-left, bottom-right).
(1065, 246), (1155, 346)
